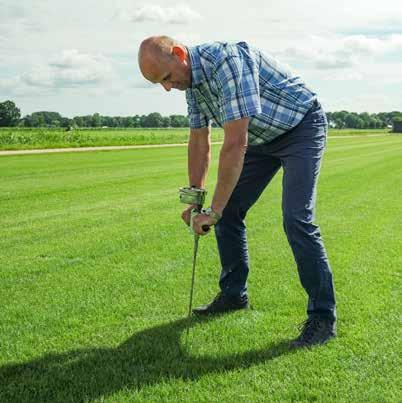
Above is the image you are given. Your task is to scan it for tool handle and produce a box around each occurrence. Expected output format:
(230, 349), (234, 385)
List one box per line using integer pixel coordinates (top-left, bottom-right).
(197, 205), (211, 232)
(191, 206), (211, 233)
(196, 204), (211, 232)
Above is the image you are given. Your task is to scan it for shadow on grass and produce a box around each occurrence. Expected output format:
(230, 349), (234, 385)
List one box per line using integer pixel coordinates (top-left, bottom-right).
(0, 315), (294, 401)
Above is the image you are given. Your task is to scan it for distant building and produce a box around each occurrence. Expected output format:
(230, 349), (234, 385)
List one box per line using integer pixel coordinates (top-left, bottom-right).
(392, 119), (402, 133)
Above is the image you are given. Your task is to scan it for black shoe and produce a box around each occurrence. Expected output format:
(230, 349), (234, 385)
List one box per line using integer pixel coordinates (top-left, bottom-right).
(192, 292), (249, 316)
(290, 317), (336, 348)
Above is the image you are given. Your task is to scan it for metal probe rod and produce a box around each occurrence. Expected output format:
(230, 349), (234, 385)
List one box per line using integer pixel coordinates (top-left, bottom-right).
(186, 233), (200, 342)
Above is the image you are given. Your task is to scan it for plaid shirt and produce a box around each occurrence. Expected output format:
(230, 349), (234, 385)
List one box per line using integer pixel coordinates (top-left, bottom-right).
(186, 42), (317, 145)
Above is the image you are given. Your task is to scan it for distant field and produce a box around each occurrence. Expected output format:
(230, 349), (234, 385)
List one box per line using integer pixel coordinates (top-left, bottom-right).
(0, 136), (401, 401)
(0, 128), (207, 150)
(328, 128), (389, 136)
(0, 127), (390, 150)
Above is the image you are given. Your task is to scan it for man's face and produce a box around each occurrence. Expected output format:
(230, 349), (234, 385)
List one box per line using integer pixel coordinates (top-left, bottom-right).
(155, 55), (191, 91)
(142, 46), (192, 92)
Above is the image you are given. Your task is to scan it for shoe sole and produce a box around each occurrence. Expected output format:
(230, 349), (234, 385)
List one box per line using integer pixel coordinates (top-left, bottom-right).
(289, 334), (336, 349)
(192, 303), (249, 316)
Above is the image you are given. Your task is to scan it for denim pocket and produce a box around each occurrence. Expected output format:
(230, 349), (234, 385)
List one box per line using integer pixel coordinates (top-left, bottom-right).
(292, 104), (328, 149)
(301, 103), (328, 128)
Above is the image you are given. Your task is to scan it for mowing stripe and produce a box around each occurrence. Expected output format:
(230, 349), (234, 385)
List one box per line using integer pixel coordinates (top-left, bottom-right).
(0, 134), (392, 156)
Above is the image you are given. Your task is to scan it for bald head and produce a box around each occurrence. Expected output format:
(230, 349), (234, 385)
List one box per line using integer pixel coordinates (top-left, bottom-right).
(138, 35), (192, 91)
(138, 36), (177, 80)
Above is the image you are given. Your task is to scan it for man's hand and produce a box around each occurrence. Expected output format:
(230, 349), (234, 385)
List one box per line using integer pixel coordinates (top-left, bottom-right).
(192, 212), (218, 236)
(181, 204), (197, 226)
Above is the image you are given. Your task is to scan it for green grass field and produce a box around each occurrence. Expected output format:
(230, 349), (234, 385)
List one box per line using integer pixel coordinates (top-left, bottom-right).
(0, 136), (401, 402)
(0, 127), (389, 150)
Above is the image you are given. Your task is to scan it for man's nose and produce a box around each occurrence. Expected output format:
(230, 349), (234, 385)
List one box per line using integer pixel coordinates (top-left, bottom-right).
(161, 82), (172, 92)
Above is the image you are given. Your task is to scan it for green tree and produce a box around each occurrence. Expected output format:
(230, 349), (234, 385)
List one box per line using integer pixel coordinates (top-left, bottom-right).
(139, 115), (147, 127)
(359, 112), (370, 129)
(60, 117), (72, 128)
(334, 119), (345, 129)
(31, 114), (45, 127)
(22, 111), (64, 127)
(331, 111), (348, 128)
(169, 114), (189, 127)
(114, 117), (124, 127)
(73, 116), (85, 127)
(132, 115), (141, 128)
(344, 113), (360, 128)
(367, 117), (379, 129)
(91, 113), (102, 127)
(162, 116), (171, 127)
(0, 100), (21, 127)
(101, 116), (115, 127)
(143, 112), (163, 128)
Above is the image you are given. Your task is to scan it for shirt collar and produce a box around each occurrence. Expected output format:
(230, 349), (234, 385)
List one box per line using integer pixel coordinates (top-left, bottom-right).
(187, 46), (204, 89)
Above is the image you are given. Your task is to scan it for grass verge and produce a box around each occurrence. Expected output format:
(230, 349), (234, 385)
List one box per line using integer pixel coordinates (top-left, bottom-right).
(0, 128), (390, 150)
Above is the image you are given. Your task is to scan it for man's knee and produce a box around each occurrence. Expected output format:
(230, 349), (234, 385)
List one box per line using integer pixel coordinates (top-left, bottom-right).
(282, 211), (319, 238)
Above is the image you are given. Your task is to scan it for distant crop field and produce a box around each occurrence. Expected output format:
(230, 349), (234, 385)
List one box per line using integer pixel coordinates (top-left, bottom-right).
(0, 128), (221, 150)
(0, 136), (401, 401)
(0, 127), (390, 150)
(328, 128), (389, 136)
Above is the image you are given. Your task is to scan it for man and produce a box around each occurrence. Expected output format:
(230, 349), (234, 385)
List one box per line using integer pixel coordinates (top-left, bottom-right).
(138, 36), (336, 347)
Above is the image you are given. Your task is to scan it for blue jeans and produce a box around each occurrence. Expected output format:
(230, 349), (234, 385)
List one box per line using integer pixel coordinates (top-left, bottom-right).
(214, 101), (336, 321)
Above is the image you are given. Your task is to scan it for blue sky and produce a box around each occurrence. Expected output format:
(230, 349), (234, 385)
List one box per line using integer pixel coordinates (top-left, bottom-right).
(1, 0), (401, 117)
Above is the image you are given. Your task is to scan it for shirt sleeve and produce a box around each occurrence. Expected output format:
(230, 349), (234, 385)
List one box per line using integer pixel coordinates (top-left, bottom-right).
(214, 54), (262, 123)
(185, 89), (210, 129)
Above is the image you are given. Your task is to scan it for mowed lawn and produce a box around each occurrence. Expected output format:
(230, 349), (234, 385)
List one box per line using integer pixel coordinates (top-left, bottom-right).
(0, 135), (401, 402)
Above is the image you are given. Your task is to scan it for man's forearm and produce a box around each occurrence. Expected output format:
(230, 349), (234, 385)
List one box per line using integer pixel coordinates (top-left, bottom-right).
(188, 128), (211, 188)
(210, 118), (249, 215)
(211, 142), (246, 215)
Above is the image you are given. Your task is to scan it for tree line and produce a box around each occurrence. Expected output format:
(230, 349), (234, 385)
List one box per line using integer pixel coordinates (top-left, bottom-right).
(22, 111), (190, 129)
(1, 100), (402, 131)
(326, 111), (402, 129)
(0, 101), (189, 129)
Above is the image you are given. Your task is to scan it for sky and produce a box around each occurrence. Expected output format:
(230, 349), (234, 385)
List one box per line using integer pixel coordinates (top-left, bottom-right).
(1, 0), (402, 117)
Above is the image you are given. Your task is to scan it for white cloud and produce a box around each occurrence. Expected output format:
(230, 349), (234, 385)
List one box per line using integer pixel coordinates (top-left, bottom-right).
(324, 94), (400, 113)
(171, 32), (202, 45)
(1, 50), (116, 97)
(342, 34), (402, 55)
(21, 67), (54, 88)
(21, 50), (115, 89)
(0, 1), (43, 38)
(0, 76), (48, 97)
(0, 77), (20, 91)
(0, 2), (27, 22)
(323, 71), (364, 82)
(128, 4), (202, 25)
(314, 55), (355, 70)
(282, 34), (402, 71)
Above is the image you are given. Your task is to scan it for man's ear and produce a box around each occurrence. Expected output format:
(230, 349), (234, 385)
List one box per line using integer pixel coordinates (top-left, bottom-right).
(172, 46), (187, 64)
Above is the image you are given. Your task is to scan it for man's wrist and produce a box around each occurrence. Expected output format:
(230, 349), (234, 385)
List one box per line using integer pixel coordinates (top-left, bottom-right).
(211, 203), (224, 216)
(203, 207), (222, 221)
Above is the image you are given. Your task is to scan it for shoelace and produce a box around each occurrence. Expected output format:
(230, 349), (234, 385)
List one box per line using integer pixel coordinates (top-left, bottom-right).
(297, 318), (322, 342)
(213, 292), (225, 303)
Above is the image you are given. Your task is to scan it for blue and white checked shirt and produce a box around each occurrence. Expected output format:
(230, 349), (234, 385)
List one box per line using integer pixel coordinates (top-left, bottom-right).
(186, 42), (317, 145)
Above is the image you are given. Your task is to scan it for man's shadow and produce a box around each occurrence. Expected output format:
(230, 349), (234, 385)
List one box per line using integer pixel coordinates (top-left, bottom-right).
(0, 315), (294, 402)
